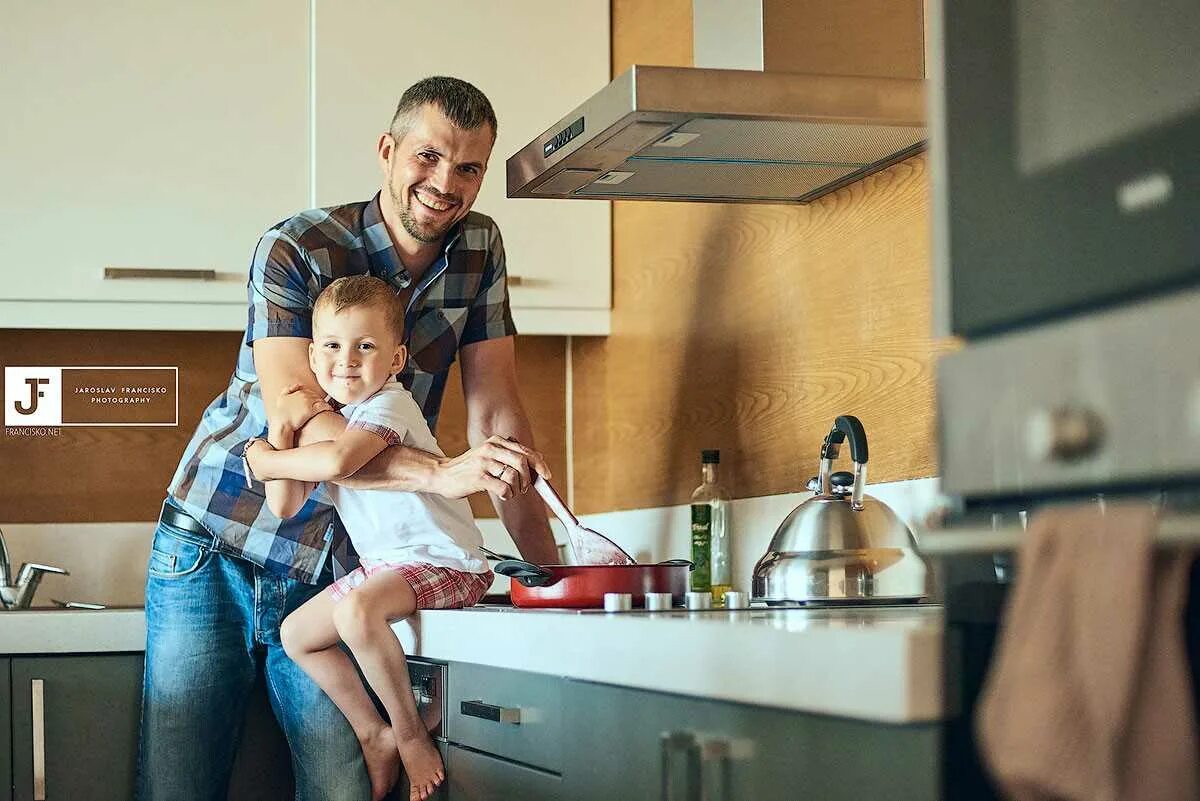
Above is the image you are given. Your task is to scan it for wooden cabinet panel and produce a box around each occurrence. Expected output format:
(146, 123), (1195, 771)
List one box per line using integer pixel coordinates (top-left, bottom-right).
(578, 0), (949, 514)
(313, 0), (612, 329)
(0, 1), (308, 311)
(0, 331), (566, 524)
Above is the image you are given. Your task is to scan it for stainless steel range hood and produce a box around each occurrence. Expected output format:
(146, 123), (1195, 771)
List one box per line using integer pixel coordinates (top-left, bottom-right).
(507, 1), (927, 204)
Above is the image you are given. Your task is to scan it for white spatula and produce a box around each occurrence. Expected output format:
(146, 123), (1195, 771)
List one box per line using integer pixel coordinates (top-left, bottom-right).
(532, 475), (636, 566)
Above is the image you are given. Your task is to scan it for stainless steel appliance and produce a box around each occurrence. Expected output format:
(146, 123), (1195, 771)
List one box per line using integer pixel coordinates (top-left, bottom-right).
(929, 1), (1200, 798)
(932, 0), (1200, 503)
(751, 416), (927, 604)
(507, 0), (926, 204)
(407, 659), (447, 742)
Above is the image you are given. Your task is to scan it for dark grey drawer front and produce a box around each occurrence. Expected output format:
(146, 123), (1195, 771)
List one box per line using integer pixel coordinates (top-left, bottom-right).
(447, 662), (562, 772)
(564, 681), (940, 801)
(445, 745), (562, 801)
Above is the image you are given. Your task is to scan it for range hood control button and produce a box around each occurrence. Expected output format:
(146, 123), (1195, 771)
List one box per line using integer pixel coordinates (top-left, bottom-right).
(1024, 407), (1105, 463)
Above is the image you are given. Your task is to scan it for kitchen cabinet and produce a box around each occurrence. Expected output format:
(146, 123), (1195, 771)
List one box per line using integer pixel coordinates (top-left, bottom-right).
(446, 661), (564, 773)
(2, 2), (611, 336)
(313, 0), (612, 336)
(443, 662), (565, 799)
(0, 0), (308, 332)
(1, 660), (10, 801)
(0, 653), (293, 801)
(444, 744), (562, 801)
(9, 654), (142, 801)
(563, 680), (940, 801)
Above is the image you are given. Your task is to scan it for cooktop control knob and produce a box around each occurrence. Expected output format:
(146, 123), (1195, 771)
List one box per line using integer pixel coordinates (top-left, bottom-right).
(1025, 407), (1105, 463)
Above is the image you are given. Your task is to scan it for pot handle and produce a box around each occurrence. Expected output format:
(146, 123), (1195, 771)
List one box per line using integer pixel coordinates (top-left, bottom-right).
(494, 559), (555, 588)
(817, 415), (869, 510)
(659, 559), (695, 571)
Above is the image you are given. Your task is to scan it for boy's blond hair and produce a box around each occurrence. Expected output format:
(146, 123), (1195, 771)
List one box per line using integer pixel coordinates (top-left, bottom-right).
(313, 276), (404, 339)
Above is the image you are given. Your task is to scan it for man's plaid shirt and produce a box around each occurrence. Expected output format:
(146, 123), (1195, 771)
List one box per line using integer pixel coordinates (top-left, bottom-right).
(167, 194), (517, 583)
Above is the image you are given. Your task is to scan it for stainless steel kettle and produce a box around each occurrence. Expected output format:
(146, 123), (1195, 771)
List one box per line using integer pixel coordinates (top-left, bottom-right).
(751, 415), (927, 604)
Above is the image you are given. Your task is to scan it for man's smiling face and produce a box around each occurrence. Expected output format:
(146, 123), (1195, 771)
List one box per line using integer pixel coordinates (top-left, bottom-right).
(380, 103), (494, 245)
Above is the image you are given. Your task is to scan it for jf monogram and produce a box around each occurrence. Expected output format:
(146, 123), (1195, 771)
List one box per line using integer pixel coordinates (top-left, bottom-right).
(14, 377), (50, 415)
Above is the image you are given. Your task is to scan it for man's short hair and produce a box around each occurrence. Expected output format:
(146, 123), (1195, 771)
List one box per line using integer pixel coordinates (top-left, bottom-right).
(389, 76), (498, 142)
(312, 276), (405, 340)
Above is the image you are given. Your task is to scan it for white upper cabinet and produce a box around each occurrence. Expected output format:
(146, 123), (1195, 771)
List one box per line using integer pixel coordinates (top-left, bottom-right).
(0, 1), (308, 330)
(1, 1), (610, 335)
(313, 0), (612, 336)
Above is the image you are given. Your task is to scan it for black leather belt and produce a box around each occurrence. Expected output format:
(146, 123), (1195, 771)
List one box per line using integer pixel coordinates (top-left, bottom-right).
(160, 503), (209, 538)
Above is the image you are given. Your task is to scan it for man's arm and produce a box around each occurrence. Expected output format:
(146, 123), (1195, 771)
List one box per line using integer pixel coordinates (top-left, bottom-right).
(459, 335), (558, 564)
(252, 337), (546, 499)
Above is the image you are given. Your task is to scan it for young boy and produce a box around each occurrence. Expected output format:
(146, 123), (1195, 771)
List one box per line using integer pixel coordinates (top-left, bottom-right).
(245, 275), (492, 801)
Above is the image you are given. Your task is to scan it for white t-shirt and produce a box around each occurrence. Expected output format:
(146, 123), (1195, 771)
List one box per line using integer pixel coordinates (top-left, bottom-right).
(326, 381), (488, 573)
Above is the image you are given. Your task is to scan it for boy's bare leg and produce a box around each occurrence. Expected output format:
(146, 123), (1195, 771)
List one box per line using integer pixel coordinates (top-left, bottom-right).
(281, 591), (400, 801)
(332, 571), (444, 801)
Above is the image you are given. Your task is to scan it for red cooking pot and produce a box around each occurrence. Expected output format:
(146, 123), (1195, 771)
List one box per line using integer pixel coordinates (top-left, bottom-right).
(494, 559), (692, 609)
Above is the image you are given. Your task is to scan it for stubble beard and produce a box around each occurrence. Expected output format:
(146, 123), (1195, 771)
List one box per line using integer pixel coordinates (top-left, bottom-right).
(391, 181), (455, 245)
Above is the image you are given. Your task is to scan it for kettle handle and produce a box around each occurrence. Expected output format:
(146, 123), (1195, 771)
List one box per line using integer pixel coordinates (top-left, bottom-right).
(817, 415), (869, 509)
(820, 416), (869, 463)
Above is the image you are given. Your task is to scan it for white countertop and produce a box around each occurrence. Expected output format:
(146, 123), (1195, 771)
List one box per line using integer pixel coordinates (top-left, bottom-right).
(0, 604), (943, 723)
(394, 603), (943, 724)
(0, 607), (146, 654)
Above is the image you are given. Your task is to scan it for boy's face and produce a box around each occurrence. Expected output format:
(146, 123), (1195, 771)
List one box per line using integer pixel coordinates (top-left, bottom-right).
(309, 304), (406, 406)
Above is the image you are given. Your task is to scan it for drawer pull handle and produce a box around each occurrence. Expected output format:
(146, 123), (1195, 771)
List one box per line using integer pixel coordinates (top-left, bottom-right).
(32, 678), (46, 801)
(460, 699), (521, 725)
(660, 731), (700, 801)
(104, 267), (217, 281)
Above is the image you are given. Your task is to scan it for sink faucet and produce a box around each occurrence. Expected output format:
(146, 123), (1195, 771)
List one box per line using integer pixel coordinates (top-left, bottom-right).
(0, 525), (69, 610)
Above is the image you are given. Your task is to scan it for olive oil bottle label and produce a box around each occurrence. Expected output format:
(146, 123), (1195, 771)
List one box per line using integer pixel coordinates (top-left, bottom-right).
(690, 504), (712, 591)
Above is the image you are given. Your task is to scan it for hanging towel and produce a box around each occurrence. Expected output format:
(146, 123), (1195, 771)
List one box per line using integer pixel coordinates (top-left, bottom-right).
(976, 503), (1199, 801)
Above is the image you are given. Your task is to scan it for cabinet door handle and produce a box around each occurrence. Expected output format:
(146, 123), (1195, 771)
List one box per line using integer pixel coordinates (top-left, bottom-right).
(32, 678), (46, 801)
(460, 699), (521, 724)
(104, 267), (217, 281)
(660, 731), (700, 801)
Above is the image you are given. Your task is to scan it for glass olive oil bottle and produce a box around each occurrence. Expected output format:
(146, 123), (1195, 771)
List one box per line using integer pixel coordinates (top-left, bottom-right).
(690, 449), (732, 604)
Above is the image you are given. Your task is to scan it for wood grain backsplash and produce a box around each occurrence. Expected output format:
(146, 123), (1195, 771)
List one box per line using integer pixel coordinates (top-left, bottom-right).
(569, 0), (954, 514)
(0, 330), (565, 523)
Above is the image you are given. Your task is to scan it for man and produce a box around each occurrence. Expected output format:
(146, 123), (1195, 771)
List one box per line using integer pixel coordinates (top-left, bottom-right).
(138, 76), (556, 801)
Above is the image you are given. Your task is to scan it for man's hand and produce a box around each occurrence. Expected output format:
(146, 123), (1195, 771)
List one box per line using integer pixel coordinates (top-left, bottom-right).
(274, 382), (332, 431)
(431, 435), (551, 500)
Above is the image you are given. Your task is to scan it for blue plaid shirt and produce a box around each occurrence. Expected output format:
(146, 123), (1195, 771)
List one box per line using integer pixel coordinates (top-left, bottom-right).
(166, 195), (516, 582)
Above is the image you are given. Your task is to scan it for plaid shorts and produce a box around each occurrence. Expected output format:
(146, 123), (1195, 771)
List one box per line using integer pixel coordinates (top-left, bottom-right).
(328, 559), (493, 609)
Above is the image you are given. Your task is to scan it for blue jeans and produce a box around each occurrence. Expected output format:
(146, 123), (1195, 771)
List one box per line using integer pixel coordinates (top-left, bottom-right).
(137, 508), (371, 801)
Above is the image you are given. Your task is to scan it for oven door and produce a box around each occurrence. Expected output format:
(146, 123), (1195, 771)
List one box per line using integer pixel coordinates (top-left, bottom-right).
(934, 0), (1200, 339)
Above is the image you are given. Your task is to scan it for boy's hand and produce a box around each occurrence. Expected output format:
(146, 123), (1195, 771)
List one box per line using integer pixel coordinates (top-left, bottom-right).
(245, 438), (274, 481)
(275, 383), (332, 431)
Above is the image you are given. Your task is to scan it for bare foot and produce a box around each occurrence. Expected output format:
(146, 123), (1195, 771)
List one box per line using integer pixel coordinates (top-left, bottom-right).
(396, 730), (445, 801)
(359, 725), (401, 801)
